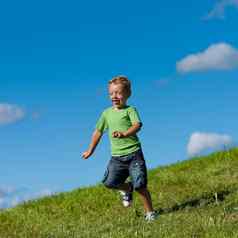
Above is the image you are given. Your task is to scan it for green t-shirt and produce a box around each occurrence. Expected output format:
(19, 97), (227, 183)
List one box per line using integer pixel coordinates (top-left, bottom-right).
(96, 105), (142, 156)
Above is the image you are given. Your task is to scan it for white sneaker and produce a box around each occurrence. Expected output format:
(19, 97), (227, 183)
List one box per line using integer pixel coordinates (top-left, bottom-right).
(145, 211), (159, 221)
(119, 189), (133, 207)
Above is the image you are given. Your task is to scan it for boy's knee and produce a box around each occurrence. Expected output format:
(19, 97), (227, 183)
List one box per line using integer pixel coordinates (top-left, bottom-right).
(132, 179), (147, 191)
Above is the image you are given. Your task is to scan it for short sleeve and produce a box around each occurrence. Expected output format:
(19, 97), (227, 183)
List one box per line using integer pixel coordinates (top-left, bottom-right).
(128, 107), (142, 125)
(95, 111), (108, 133)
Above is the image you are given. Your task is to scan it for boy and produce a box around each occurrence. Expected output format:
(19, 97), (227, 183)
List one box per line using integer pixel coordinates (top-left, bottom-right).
(82, 75), (158, 221)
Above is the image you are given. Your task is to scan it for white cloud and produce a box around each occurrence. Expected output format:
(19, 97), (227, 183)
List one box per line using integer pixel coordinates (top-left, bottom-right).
(204, 0), (238, 20)
(176, 43), (238, 73)
(0, 186), (55, 209)
(0, 198), (4, 208)
(0, 186), (15, 197)
(187, 132), (233, 157)
(0, 103), (25, 125)
(0, 186), (19, 208)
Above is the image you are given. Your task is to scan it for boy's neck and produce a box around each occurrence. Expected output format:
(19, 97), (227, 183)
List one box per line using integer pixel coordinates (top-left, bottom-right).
(113, 104), (128, 110)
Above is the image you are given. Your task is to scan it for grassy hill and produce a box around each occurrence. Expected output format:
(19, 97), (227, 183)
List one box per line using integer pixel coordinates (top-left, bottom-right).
(1, 148), (238, 238)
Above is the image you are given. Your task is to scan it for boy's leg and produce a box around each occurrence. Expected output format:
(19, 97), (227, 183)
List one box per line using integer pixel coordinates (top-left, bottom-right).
(117, 182), (132, 192)
(102, 158), (134, 207)
(136, 187), (153, 213)
(117, 181), (133, 207)
(129, 149), (158, 220)
(137, 187), (159, 221)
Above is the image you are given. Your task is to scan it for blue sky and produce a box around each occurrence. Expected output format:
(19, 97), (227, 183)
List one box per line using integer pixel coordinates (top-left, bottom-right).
(1, 0), (238, 208)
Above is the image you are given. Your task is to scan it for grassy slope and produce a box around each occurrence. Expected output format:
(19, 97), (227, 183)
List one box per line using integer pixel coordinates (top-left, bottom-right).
(1, 148), (238, 238)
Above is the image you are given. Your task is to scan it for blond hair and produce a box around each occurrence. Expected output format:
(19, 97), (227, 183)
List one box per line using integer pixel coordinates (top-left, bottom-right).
(108, 75), (131, 97)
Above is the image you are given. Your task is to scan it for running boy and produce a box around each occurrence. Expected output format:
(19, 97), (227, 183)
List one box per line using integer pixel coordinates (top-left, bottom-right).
(82, 75), (158, 221)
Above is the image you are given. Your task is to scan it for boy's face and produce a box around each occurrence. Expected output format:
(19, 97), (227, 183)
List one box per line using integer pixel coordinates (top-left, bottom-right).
(108, 83), (128, 109)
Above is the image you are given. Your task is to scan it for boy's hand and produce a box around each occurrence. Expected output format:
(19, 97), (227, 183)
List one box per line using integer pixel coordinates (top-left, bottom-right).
(112, 131), (126, 138)
(82, 150), (93, 160)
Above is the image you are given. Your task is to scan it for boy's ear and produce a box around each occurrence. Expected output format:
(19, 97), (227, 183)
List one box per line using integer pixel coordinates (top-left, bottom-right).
(126, 92), (131, 98)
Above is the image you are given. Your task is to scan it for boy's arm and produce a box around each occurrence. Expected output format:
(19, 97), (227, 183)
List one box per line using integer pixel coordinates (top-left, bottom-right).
(82, 129), (103, 159)
(112, 122), (142, 138)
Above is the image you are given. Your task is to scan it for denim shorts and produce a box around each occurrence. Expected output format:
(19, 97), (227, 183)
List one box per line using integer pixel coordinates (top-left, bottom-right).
(102, 149), (148, 190)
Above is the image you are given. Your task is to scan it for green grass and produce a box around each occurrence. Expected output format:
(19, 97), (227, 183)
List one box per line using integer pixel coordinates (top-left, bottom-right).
(1, 148), (238, 237)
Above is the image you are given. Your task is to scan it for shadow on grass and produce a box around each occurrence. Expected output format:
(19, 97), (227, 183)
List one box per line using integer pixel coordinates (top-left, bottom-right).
(157, 188), (237, 215)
